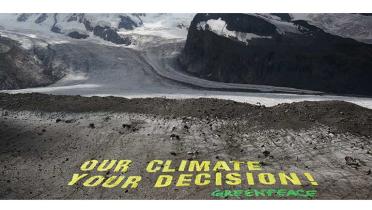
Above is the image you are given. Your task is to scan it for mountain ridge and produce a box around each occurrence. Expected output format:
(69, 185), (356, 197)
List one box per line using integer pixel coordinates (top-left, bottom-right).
(179, 13), (372, 96)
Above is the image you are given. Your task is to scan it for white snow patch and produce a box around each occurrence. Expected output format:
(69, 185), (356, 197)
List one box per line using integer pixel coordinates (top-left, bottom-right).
(118, 13), (194, 46)
(58, 72), (88, 83)
(0, 31), (35, 49)
(197, 18), (271, 44)
(2, 84), (101, 94)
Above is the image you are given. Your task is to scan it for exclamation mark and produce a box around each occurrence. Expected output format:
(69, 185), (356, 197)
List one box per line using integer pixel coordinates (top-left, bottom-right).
(304, 173), (318, 186)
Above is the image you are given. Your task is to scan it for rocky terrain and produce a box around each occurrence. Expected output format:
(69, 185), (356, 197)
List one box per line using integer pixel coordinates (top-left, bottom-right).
(0, 93), (371, 199)
(179, 13), (372, 96)
(0, 36), (65, 89)
(1, 14), (372, 199)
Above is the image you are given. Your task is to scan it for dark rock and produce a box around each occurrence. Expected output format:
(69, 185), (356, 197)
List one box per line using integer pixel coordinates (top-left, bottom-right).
(67, 31), (89, 39)
(122, 123), (132, 129)
(359, 13), (372, 16)
(50, 26), (61, 34)
(17, 14), (31, 22)
(51, 26), (62, 34)
(35, 14), (48, 24)
(89, 123), (95, 128)
(170, 134), (180, 140)
(263, 150), (270, 157)
(118, 15), (141, 30)
(51, 14), (62, 34)
(0, 37), (60, 90)
(345, 156), (364, 168)
(65, 119), (75, 123)
(260, 161), (269, 166)
(93, 26), (130, 45)
(67, 14), (84, 22)
(180, 13), (372, 96)
(67, 14), (78, 22)
(82, 19), (94, 31)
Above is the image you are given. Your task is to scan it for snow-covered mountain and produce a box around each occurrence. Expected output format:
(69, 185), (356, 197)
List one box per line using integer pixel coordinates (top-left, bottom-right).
(1, 13), (372, 109)
(0, 13), (195, 90)
(1, 13), (372, 47)
(189, 13), (372, 45)
(0, 13), (194, 46)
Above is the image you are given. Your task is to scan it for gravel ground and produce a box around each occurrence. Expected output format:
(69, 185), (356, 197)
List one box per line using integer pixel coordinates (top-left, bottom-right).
(0, 93), (371, 199)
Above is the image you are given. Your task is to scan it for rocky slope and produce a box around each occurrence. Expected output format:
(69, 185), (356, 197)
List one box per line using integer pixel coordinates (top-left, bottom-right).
(0, 36), (65, 89)
(179, 13), (372, 96)
(0, 93), (371, 199)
